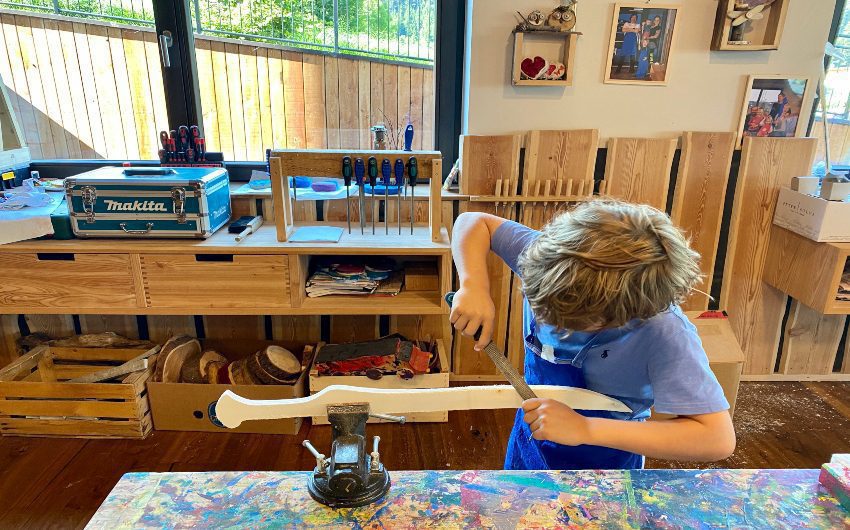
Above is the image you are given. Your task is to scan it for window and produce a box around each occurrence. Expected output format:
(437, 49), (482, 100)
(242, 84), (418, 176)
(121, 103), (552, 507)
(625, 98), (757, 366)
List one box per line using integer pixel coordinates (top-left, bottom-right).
(189, 0), (437, 161)
(0, 0), (441, 164)
(813, 1), (850, 171)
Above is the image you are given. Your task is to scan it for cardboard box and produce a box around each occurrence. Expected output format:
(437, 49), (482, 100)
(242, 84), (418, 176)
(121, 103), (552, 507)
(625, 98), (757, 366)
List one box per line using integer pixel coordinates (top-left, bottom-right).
(310, 339), (450, 424)
(653, 311), (745, 420)
(147, 340), (316, 434)
(773, 187), (850, 242)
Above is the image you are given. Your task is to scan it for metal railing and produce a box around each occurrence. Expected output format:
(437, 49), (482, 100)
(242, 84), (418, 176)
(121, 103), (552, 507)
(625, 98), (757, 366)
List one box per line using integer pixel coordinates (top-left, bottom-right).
(0, 0), (435, 65)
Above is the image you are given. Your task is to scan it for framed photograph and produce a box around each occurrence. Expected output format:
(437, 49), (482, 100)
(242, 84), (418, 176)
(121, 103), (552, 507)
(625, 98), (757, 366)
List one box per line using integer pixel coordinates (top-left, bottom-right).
(604, 3), (680, 86)
(736, 75), (813, 147)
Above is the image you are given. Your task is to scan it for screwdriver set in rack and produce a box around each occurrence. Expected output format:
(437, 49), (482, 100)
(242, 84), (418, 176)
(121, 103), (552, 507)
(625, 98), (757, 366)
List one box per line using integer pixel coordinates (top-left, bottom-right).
(158, 125), (224, 168)
(269, 149), (443, 243)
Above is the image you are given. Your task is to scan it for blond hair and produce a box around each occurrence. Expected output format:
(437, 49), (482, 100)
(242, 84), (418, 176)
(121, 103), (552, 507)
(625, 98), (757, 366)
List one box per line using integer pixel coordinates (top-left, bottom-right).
(518, 199), (701, 331)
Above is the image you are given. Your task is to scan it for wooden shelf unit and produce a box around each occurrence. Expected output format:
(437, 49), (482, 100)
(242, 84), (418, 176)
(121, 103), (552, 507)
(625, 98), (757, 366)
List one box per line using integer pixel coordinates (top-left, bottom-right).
(511, 31), (578, 87)
(0, 224), (452, 317)
(711, 0), (789, 51)
(762, 226), (850, 315)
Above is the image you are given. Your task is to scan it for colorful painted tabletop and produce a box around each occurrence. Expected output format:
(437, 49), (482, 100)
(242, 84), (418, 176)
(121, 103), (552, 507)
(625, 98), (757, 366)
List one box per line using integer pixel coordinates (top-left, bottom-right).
(86, 469), (849, 529)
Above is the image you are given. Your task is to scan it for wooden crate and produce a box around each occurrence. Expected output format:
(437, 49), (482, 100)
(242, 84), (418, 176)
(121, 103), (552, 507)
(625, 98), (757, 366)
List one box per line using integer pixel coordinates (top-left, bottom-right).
(310, 339), (450, 424)
(0, 345), (154, 438)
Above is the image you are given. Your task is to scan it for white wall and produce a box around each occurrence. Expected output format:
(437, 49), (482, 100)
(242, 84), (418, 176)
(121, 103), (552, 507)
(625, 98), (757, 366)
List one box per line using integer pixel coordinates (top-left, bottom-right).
(463, 0), (837, 143)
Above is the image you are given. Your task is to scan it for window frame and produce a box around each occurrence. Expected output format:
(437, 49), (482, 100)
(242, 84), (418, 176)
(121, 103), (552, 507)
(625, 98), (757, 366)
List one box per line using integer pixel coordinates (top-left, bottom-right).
(29, 0), (465, 180)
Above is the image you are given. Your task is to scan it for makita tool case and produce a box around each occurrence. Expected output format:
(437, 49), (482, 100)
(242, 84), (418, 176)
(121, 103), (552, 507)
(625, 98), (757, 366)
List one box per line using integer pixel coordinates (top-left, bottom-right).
(65, 167), (231, 238)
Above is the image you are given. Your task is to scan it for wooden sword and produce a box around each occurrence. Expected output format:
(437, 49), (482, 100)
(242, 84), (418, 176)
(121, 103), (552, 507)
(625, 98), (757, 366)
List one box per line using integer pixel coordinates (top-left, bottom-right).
(214, 384), (630, 428)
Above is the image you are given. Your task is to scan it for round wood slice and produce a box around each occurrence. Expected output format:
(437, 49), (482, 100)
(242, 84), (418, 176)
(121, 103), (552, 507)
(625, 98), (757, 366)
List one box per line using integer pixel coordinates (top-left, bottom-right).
(256, 346), (301, 381)
(199, 351), (227, 379)
(160, 336), (202, 383)
(154, 336), (197, 382)
(179, 348), (206, 384)
(206, 361), (228, 384)
(228, 357), (260, 385)
(247, 352), (289, 385)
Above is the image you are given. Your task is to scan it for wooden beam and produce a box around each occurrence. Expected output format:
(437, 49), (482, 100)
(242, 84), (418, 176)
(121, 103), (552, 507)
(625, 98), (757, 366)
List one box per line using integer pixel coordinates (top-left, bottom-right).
(720, 137), (817, 375)
(671, 132), (736, 311)
(214, 384), (631, 428)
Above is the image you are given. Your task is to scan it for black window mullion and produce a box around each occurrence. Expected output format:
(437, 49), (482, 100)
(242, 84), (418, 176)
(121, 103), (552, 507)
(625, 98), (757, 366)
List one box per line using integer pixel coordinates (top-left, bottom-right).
(153, 0), (203, 131)
(435, 0), (466, 180)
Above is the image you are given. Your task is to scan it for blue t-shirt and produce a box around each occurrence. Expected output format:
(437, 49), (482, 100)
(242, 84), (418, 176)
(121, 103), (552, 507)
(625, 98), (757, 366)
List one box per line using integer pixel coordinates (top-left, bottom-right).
(492, 221), (729, 420)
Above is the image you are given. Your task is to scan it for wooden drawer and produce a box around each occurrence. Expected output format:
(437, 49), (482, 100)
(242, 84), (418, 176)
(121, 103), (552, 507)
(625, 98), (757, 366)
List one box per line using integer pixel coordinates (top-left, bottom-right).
(0, 253), (138, 310)
(139, 254), (291, 309)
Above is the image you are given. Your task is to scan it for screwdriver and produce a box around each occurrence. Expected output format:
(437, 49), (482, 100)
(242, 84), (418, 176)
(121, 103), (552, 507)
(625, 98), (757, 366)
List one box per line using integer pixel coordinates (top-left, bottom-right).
(342, 156), (353, 233)
(394, 159), (405, 235)
(407, 157), (418, 235)
(368, 157), (378, 235)
(381, 159), (391, 235)
(355, 158), (365, 235)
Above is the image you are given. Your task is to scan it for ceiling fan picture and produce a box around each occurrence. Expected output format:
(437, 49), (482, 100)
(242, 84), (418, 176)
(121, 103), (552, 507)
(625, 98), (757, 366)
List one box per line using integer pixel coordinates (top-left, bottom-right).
(727, 0), (777, 44)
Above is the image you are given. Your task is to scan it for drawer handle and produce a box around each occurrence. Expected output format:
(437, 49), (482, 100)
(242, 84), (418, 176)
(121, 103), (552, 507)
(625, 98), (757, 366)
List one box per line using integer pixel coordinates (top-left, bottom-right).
(120, 222), (154, 235)
(36, 253), (75, 261)
(195, 254), (234, 262)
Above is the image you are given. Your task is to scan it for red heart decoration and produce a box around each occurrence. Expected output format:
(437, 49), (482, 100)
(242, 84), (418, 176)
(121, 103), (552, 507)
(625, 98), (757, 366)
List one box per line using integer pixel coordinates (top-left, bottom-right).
(520, 56), (547, 80)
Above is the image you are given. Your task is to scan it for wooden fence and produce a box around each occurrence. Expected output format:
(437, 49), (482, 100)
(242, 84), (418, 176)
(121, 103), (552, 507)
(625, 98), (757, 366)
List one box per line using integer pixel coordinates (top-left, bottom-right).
(0, 10), (434, 161)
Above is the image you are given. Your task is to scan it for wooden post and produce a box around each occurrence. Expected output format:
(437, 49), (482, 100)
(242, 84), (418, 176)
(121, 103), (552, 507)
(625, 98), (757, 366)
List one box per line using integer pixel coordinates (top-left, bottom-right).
(430, 158), (443, 242)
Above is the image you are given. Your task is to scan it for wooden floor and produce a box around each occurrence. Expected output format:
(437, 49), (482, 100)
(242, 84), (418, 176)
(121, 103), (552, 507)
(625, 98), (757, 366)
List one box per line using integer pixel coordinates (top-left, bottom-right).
(2, 382), (850, 528)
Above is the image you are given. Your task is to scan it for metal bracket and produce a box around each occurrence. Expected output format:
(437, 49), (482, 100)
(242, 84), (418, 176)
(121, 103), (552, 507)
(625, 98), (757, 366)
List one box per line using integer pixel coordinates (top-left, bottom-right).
(171, 188), (187, 224)
(81, 186), (97, 223)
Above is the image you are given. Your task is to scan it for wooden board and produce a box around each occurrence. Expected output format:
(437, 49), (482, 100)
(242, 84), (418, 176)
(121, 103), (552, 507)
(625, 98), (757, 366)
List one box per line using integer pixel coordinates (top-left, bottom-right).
(145, 316), (198, 343)
(216, 384), (631, 427)
(459, 135), (522, 196)
(79, 315), (139, 339)
(602, 138), (677, 209)
(779, 302), (846, 376)
(0, 316), (19, 368)
(454, 136), (521, 377)
(523, 129), (598, 188)
(670, 132), (736, 311)
(720, 137), (817, 375)
(202, 316), (265, 342)
(22, 315), (74, 338)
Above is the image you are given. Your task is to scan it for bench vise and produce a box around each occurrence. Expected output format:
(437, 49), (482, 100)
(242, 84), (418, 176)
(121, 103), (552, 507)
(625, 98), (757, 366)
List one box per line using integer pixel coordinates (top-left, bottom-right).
(301, 403), (403, 508)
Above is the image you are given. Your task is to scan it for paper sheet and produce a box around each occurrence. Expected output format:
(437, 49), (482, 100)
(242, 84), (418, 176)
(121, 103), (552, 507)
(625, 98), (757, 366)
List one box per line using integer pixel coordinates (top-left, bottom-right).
(0, 193), (61, 245)
(289, 226), (344, 243)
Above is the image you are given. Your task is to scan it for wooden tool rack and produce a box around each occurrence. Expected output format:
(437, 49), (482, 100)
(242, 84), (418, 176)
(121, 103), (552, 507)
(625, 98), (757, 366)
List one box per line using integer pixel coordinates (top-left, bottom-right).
(269, 149), (444, 243)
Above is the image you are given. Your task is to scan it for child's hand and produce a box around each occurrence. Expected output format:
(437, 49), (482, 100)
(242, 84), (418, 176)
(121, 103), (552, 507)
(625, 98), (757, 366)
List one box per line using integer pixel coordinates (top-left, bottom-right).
(522, 399), (592, 446)
(449, 286), (495, 351)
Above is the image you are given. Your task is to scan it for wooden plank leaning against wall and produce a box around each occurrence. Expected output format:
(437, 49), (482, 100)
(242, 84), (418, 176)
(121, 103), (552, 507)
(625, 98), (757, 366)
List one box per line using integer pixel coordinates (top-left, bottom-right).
(719, 137), (819, 375)
(453, 135), (522, 379)
(505, 130), (599, 375)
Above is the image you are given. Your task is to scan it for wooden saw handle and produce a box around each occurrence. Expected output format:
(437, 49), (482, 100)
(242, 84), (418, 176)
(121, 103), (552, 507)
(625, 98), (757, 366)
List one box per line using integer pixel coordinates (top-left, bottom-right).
(214, 384), (632, 428)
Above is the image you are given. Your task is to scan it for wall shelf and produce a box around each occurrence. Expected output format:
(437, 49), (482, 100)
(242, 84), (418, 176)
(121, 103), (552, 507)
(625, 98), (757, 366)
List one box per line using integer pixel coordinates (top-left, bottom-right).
(711, 0), (789, 51)
(762, 226), (850, 315)
(511, 31), (578, 87)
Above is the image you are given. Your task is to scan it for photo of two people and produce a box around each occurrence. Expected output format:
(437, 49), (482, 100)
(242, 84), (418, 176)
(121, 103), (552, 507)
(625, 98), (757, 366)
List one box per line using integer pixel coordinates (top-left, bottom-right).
(605, 4), (678, 85)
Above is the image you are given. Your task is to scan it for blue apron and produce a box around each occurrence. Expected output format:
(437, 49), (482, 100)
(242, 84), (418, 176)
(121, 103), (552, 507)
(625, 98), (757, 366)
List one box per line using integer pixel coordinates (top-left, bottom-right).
(504, 315), (644, 470)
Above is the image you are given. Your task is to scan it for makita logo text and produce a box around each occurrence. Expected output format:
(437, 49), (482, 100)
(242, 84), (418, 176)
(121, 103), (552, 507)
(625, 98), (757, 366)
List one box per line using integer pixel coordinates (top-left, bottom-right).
(103, 200), (167, 212)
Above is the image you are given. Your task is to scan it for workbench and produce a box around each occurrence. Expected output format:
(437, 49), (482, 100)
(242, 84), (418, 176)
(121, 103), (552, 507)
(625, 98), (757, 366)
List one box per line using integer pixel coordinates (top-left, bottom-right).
(0, 225), (452, 316)
(85, 469), (848, 529)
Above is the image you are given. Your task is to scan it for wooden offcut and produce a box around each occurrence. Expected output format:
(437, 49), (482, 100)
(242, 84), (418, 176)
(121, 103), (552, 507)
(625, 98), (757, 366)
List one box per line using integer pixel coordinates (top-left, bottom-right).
(720, 137), (817, 375)
(671, 132), (736, 311)
(602, 137), (677, 209)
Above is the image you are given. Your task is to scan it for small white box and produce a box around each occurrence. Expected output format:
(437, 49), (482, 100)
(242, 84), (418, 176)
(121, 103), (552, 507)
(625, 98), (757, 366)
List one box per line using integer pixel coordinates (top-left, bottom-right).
(773, 187), (850, 242)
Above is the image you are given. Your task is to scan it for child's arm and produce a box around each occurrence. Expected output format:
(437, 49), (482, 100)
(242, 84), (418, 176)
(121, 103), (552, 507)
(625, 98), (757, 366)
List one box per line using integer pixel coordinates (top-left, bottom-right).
(450, 212), (507, 351)
(522, 399), (736, 462)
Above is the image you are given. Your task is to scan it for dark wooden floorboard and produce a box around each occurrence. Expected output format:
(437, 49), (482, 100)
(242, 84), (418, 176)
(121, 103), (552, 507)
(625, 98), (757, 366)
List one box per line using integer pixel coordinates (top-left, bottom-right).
(0, 382), (848, 528)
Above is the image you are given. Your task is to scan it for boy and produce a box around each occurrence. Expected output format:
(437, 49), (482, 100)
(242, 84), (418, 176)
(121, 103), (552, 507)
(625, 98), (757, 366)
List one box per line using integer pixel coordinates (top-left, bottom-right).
(450, 200), (735, 470)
